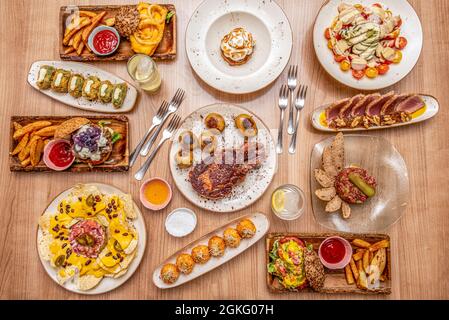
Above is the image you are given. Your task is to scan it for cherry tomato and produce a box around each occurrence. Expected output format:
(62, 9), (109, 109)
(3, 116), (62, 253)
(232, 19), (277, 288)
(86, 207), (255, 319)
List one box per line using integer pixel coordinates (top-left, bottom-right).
(373, 3), (383, 8)
(393, 50), (403, 64)
(279, 237), (305, 247)
(352, 69), (365, 80)
(377, 64), (390, 75)
(334, 55), (346, 63)
(324, 28), (331, 40)
(365, 67), (379, 79)
(340, 60), (351, 71)
(396, 37), (408, 50)
(361, 12), (369, 20)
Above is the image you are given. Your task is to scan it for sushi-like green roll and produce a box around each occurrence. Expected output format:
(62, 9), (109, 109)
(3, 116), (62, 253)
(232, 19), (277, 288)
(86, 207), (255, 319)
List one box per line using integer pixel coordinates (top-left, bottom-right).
(112, 83), (128, 109)
(36, 65), (55, 90)
(98, 80), (114, 103)
(82, 76), (101, 101)
(51, 69), (71, 93)
(68, 74), (84, 98)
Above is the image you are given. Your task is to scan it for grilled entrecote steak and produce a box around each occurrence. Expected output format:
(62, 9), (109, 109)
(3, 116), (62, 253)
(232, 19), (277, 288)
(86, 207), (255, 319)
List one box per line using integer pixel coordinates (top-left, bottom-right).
(189, 143), (266, 200)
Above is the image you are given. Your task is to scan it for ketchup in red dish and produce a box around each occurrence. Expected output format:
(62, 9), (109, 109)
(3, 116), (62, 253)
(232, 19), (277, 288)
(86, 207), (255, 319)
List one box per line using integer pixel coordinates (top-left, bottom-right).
(93, 29), (118, 55)
(48, 141), (74, 168)
(320, 238), (346, 264)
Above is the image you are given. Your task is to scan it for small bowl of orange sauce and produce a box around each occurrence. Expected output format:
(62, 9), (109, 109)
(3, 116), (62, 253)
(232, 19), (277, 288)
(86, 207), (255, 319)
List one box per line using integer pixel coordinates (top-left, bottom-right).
(140, 177), (172, 210)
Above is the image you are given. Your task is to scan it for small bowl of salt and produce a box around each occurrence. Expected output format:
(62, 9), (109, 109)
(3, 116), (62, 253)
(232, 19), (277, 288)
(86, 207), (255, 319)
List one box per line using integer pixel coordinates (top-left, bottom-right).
(165, 208), (197, 237)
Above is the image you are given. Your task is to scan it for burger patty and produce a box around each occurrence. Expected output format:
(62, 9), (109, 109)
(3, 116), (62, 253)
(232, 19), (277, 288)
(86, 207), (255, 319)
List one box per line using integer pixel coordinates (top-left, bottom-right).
(335, 167), (376, 204)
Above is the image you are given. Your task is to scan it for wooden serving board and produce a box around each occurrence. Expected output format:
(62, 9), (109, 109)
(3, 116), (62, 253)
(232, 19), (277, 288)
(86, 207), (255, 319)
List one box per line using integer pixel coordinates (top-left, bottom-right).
(10, 115), (129, 172)
(59, 4), (176, 61)
(266, 233), (391, 295)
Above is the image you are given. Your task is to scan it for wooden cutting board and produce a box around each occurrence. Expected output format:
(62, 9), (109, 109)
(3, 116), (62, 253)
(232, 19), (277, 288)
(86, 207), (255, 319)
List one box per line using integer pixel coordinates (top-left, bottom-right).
(59, 4), (176, 61)
(10, 115), (129, 172)
(266, 232), (391, 295)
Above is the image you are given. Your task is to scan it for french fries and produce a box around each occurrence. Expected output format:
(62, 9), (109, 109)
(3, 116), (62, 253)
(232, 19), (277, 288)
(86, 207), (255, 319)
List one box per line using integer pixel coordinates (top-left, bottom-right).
(11, 120), (60, 168)
(62, 11), (111, 56)
(344, 238), (390, 291)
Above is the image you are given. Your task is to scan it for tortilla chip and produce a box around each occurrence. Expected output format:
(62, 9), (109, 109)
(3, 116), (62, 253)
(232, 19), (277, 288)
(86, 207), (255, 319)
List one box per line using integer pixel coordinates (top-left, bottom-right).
(96, 214), (109, 227)
(120, 249), (137, 270)
(77, 274), (103, 291)
(37, 232), (52, 261)
(330, 132), (345, 172)
(124, 238), (138, 255)
(112, 269), (128, 279)
(57, 265), (78, 285)
(54, 117), (90, 139)
(38, 211), (53, 231)
(120, 194), (137, 219)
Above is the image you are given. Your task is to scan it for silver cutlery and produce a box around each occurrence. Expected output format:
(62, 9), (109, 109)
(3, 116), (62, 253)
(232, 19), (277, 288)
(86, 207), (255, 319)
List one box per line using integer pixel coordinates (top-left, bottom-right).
(140, 88), (185, 157)
(129, 101), (169, 167)
(288, 84), (308, 154)
(134, 114), (181, 181)
(276, 84), (289, 154)
(287, 65), (298, 135)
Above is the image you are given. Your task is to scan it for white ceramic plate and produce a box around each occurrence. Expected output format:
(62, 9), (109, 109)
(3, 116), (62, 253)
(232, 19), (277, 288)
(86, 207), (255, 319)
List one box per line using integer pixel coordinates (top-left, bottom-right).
(28, 60), (138, 113)
(310, 135), (409, 233)
(36, 183), (147, 295)
(313, 0), (423, 90)
(311, 94), (439, 132)
(185, 0), (292, 94)
(153, 212), (269, 289)
(169, 103), (277, 213)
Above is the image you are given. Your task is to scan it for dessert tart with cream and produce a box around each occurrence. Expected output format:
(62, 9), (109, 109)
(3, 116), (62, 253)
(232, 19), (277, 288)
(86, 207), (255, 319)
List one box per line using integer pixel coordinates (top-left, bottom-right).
(220, 27), (256, 66)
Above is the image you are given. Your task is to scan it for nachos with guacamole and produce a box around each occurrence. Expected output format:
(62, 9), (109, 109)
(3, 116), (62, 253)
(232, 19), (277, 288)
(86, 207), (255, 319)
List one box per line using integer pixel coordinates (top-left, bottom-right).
(37, 184), (139, 291)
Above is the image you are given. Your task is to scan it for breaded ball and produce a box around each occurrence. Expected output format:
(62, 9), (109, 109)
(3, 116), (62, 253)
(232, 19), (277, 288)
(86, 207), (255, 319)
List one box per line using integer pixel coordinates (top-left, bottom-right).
(176, 253), (195, 274)
(236, 219), (256, 239)
(160, 263), (180, 284)
(208, 236), (226, 257)
(223, 228), (241, 248)
(191, 245), (211, 264)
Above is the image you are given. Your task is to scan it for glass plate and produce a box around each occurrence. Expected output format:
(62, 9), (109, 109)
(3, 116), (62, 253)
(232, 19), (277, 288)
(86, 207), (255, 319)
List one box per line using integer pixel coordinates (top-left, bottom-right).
(310, 135), (409, 233)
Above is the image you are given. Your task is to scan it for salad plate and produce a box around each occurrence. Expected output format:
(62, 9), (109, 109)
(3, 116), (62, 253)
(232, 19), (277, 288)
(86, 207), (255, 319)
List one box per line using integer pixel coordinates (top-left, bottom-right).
(185, 0), (292, 94)
(313, 0), (423, 90)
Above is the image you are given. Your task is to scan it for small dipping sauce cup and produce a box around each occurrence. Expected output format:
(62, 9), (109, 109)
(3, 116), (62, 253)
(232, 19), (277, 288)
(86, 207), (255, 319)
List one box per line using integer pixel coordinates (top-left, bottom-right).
(318, 236), (352, 269)
(165, 208), (197, 237)
(139, 177), (172, 210)
(88, 26), (120, 56)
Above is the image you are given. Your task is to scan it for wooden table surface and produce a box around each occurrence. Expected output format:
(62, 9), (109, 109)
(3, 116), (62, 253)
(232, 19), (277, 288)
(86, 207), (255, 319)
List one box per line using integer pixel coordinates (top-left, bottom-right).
(1, 0), (448, 300)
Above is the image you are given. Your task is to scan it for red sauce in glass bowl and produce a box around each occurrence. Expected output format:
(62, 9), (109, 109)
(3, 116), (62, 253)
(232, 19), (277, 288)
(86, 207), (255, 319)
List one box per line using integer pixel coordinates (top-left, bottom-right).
(43, 140), (75, 171)
(93, 29), (119, 55)
(320, 238), (346, 264)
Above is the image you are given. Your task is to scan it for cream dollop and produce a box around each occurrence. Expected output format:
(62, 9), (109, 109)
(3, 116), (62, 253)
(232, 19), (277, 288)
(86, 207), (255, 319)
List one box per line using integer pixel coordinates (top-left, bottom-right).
(220, 27), (255, 63)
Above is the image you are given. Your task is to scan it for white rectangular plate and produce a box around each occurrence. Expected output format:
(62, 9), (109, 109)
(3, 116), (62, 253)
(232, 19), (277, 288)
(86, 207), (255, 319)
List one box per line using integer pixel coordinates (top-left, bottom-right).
(28, 60), (138, 113)
(153, 212), (269, 289)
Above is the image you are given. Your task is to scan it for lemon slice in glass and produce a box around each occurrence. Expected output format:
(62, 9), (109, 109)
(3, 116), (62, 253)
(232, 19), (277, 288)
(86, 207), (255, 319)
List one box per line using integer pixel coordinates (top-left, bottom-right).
(271, 189), (285, 212)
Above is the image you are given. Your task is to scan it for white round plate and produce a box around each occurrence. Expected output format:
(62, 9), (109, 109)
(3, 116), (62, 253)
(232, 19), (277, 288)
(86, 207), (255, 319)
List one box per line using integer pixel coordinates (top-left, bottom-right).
(28, 60), (138, 113)
(36, 183), (147, 295)
(185, 0), (292, 94)
(153, 212), (269, 289)
(169, 103), (277, 213)
(313, 0), (423, 90)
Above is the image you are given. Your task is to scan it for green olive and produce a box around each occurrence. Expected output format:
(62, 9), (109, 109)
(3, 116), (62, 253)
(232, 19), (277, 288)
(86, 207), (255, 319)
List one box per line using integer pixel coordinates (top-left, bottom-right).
(234, 114), (258, 137)
(204, 113), (225, 132)
(178, 131), (199, 150)
(55, 255), (65, 267)
(86, 194), (94, 207)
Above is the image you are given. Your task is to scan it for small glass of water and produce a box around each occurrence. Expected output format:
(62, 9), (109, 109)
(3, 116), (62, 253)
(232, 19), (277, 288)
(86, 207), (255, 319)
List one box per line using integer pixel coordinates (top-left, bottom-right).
(271, 184), (305, 220)
(127, 54), (162, 94)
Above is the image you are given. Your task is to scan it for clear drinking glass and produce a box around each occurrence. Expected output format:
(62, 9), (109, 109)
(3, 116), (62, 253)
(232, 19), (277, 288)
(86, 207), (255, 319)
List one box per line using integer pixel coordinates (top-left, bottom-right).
(271, 184), (305, 220)
(127, 54), (162, 94)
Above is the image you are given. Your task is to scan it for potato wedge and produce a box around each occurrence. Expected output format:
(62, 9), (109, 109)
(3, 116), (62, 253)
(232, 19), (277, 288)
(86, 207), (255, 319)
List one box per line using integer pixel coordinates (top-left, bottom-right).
(13, 122), (22, 130)
(82, 11), (106, 42)
(79, 10), (98, 18)
(352, 249), (365, 261)
(34, 125), (59, 137)
(357, 269), (368, 290)
(11, 133), (29, 156)
(369, 240), (389, 252)
(371, 248), (387, 275)
(63, 18), (91, 45)
(13, 121), (52, 140)
(29, 138), (40, 167)
(349, 257), (359, 281)
(21, 157), (31, 167)
(344, 264), (355, 285)
(72, 29), (84, 50)
(64, 46), (76, 54)
(44, 139), (50, 146)
(352, 239), (371, 249)
(76, 41), (85, 55)
(18, 135), (40, 161)
(31, 138), (44, 167)
(362, 250), (370, 273)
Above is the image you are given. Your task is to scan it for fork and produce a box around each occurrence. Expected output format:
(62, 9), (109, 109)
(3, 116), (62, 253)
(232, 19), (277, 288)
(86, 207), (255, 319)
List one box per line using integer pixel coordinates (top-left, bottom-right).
(134, 114), (181, 181)
(287, 65), (298, 135)
(288, 84), (308, 154)
(276, 84), (289, 154)
(140, 88), (185, 157)
(129, 101), (169, 167)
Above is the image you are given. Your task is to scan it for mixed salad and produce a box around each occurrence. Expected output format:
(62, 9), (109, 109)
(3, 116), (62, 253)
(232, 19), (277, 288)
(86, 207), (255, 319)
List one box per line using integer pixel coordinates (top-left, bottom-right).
(325, 2), (407, 80)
